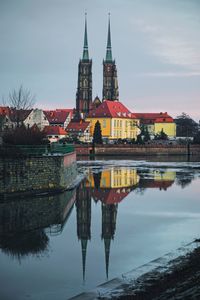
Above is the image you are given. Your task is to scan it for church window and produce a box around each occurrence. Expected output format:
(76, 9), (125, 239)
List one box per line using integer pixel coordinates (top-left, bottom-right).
(103, 119), (106, 128)
(83, 79), (87, 87)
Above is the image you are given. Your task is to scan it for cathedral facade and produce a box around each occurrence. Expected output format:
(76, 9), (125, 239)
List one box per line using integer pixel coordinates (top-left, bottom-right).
(75, 15), (119, 119)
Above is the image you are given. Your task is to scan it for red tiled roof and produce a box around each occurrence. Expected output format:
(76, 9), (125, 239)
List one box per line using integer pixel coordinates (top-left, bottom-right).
(9, 109), (32, 122)
(140, 179), (174, 190)
(135, 112), (174, 123)
(88, 100), (137, 119)
(92, 187), (131, 204)
(44, 109), (73, 124)
(0, 106), (10, 115)
(0, 107), (32, 121)
(43, 125), (67, 135)
(66, 121), (90, 133)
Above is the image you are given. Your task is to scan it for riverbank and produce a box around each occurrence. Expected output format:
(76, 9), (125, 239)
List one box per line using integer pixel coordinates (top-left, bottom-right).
(71, 240), (200, 300)
(75, 144), (200, 157)
(0, 145), (77, 198)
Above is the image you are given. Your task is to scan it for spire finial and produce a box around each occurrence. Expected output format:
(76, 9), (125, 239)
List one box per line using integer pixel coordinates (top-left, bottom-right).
(83, 13), (89, 60)
(105, 13), (112, 62)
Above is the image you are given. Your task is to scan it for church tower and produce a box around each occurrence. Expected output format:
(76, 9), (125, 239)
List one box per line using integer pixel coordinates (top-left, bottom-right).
(76, 180), (92, 281)
(102, 15), (119, 101)
(76, 14), (92, 119)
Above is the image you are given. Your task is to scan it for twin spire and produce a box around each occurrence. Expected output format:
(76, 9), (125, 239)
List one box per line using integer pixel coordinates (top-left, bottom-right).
(82, 13), (113, 62)
(82, 13), (89, 61)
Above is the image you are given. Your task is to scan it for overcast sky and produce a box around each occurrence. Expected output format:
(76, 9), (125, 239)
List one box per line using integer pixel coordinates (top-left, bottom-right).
(0, 0), (200, 120)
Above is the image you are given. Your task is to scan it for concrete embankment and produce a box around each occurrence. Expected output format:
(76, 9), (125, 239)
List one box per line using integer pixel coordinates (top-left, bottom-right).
(70, 240), (200, 300)
(75, 144), (200, 157)
(0, 151), (77, 198)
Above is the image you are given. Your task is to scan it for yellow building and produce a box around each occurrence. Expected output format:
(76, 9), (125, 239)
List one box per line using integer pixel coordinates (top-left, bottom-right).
(135, 112), (176, 139)
(86, 100), (140, 141)
(87, 167), (139, 189)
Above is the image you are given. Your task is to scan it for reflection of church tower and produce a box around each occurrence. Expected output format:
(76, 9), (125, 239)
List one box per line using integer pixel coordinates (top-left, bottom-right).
(101, 203), (118, 279)
(76, 180), (91, 281)
(102, 15), (119, 101)
(76, 14), (92, 119)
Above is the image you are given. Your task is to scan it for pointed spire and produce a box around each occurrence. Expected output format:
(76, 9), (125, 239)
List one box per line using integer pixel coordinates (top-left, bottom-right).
(104, 238), (111, 279)
(105, 13), (113, 62)
(81, 239), (88, 282)
(83, 13), (89, 61)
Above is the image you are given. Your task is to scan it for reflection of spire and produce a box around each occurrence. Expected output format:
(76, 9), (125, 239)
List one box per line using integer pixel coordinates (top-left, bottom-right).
(76, 180), (91, 282)
(81, 239), (88, 281)
(101, 203), (118, 279)
(104, 238), (111, 279)
(93, 171), (102, 189)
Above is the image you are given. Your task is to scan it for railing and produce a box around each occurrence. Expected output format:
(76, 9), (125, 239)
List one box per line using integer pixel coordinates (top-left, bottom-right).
(1, 143), (74, 156)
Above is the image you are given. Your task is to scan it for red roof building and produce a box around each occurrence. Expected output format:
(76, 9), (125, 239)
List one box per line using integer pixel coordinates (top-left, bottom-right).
(44, 109), (73, 127)
(88, 100), (136, 119)
(43, 125), (67, 142)
(134, 112), (176, 138)
(66, 121), (90, 142)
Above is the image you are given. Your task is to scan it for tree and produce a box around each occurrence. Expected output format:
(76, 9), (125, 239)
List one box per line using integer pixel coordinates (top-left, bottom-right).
(193, 131), (200, 144)
(3, 85), (35, 127)
(93, 121), (103, 144)
(136, 125), (150, 144)
(154, 129), (168, 140)
(175, 113), (198, 137)
(3, 125), (47, 145)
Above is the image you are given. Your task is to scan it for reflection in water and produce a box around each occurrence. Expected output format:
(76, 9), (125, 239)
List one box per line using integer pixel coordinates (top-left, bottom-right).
(0, 189), (76, 260)
(76, 180), (91, 281)
(0, 165), (198, 285)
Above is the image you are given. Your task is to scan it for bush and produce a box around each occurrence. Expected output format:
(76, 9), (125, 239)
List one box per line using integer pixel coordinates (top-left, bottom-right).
(3, 125), (48, 145)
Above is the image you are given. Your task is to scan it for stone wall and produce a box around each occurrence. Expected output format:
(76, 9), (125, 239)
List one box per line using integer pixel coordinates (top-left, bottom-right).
(75, 144), (200, 156)
(0, 152), (77, 196)
(0, 189), (76, 234)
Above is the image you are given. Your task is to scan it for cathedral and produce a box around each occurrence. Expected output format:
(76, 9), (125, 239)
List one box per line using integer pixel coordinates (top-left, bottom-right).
(75, 14), (119, 119)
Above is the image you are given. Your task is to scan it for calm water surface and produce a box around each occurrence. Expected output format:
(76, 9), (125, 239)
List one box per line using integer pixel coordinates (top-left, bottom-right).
(0, 158), (200, 299)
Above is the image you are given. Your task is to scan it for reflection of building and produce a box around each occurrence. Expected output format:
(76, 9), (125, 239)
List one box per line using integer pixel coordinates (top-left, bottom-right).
(0, 189), (76, 260)
(138, 170), (176, 190)
(101, 202), (117, 279)
(87, 168), (139, 204)
(76, 180), (91, 280)
(86, 168), (139, 278)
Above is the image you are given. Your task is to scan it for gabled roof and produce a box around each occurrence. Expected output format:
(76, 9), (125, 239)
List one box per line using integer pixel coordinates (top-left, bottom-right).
(66, 121), (90, 133)
(88, 100), (136, 119)
(9, 109), (32, 122)
(43, 125), (67, 136)
(135, 112), (174, 123)
(44, 109), (73, 124)
(92, 187), (131, 204)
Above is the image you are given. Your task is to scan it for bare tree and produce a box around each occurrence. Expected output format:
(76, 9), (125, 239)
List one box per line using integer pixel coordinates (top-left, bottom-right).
(7, 85), (36, 127)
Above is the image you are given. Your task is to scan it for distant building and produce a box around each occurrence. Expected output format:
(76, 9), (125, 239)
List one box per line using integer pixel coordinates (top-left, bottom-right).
(44, 109), (73, 128)
(135, 112), (176, 139)
(43, 125), (67, 143)
(66, 120), (90, 142)
(75, 15), (92, 119)
(86, 100), (140, 141)
(23, 108), (49, 130)
(0, 114), (12, 132)
(102, 16), (119, 101)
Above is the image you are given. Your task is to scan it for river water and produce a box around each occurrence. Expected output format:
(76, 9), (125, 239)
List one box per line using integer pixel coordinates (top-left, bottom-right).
(0, 157), (200, 299)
